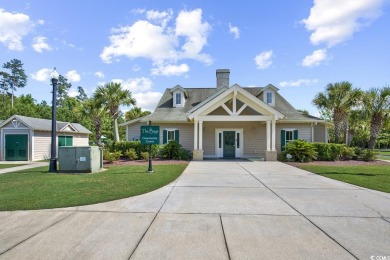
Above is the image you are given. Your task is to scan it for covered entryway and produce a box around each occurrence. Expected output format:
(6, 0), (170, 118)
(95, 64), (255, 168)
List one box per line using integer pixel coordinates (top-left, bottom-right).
(5, 134), (28, 161)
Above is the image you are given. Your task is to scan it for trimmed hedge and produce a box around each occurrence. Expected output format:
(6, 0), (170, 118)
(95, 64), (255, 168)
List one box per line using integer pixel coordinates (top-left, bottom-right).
(312, 143), (343, 161)
(109, 141), (159, 158)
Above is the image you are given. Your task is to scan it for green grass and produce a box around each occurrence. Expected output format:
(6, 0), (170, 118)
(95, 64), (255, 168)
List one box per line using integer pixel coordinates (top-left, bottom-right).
(378, 151), (390, 156)
(0, 164), (26, 169)
(0, 164), (187, 211)
(295, 165), (390, 193)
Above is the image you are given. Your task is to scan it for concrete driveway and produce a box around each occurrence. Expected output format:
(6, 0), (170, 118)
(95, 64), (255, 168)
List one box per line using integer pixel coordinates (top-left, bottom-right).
(1, 161), (389, 259)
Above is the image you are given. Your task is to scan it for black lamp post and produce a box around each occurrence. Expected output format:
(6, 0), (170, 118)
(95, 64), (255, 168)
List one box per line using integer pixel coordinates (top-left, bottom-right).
(48, 67), (59, 172)
(147, 121), (153, 173)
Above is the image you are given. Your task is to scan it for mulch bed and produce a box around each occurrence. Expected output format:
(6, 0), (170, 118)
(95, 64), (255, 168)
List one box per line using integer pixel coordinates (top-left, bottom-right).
(286, 160), (390, 167)
(103, 159), (189, 167)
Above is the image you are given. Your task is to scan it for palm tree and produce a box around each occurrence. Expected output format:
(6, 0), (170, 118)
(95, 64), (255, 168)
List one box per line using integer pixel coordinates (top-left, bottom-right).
(313, 81), (363, 144)
(95, 82), (136, 142)
(125, 106), (151, 121)
(362, 86), (390, 149)
(75, 98), (105, 146)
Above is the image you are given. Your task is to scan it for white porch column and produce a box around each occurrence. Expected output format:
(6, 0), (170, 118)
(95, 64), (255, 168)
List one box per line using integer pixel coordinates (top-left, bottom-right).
(271, 119), (276, 151)
(194, 120), (198, 150)
(266, 121), (271, 151)
(199, 121), (203, 150)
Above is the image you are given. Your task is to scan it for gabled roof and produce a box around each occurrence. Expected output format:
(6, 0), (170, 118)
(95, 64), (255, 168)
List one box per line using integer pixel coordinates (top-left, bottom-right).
(125, 83), (327, 124)
(0, 115), (92, 134)
(188, 84), (285, 119)
(170, 85), (189, 98)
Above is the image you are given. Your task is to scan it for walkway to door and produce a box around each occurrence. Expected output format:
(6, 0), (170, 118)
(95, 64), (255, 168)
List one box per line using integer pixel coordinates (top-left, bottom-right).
(1, 161), (389, 259)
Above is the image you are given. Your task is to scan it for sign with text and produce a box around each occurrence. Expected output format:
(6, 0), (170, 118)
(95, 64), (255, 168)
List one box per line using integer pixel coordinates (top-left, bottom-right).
(141, 126), (160, 145)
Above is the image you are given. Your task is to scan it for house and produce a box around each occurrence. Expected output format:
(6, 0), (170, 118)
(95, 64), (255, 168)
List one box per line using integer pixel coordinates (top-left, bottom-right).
(122, 69), (330, 161)
(0, 115), (91, 161)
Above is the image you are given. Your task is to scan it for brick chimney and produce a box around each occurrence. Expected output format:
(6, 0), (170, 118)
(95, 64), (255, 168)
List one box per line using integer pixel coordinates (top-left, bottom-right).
(216, 69), (230, 89)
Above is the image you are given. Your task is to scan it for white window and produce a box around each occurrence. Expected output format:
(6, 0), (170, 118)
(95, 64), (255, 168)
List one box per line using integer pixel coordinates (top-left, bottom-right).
(167, 130), (175, 141)
(266, 92), (272, 104)
(263, 91), (275, 106)
(285, 130), (293, 145)
(176, 93), (182, 105)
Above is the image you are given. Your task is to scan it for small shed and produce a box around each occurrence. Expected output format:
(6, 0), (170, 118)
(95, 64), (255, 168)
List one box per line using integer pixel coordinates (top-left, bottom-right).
(0, 115), (91, 161)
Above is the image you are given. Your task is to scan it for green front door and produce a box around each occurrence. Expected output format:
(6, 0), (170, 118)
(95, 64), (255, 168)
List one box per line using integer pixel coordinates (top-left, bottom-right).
(223, 131), (235, 158)
(5, 134), (28, 161)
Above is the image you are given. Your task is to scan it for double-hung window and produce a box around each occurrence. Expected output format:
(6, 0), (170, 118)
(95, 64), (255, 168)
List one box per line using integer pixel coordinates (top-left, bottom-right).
(175, 93), (182, 105)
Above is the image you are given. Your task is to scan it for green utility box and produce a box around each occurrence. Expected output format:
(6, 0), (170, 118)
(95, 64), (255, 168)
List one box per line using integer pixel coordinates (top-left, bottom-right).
(58, 146), (103, 173)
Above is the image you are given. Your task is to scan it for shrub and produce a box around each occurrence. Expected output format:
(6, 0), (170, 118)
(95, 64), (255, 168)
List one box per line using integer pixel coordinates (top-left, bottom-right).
(360, 149), (377, 161)
(285, 139), (317, 162)
(110, 141), (160, 158)
(178, 148), (192, 160)
(313, 143), (344, 161)
(160, 141), (181, 159)
(340, 146), (356, 160)
(141, 151), (150, 161)
(103, 150), (121, 163)
(125, 148), (138, 160)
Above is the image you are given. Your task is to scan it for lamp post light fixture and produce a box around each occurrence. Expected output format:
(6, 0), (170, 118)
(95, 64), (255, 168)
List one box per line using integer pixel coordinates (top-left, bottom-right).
(48, 67), (59, 172)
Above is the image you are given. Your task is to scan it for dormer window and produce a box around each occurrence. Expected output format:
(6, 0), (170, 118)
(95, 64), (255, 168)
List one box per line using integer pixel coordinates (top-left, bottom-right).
(266, 92), (272, 104)
(176, 93), (182, 105)
(263, 90), (275, 106)
(170, 85), (187, 108)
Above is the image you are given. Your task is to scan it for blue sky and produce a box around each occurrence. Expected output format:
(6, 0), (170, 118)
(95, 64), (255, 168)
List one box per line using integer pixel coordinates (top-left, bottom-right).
(1, 0), (389, 116)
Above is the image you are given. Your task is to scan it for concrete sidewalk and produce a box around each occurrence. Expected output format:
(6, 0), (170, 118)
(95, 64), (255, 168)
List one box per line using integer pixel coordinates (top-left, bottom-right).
(0, 161), (389, 259)
(0, 162), (48, 174)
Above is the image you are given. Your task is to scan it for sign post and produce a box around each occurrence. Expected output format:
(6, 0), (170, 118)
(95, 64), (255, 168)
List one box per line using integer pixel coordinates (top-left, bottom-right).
(141, 125), (160, 173)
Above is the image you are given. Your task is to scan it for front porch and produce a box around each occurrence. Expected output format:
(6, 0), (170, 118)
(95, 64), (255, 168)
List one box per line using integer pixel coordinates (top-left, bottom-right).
(192, 120), (278, 161)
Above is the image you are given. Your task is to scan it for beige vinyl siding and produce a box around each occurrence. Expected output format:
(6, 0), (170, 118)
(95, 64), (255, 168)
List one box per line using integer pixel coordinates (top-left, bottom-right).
(72, 134), (89, 146)
(202, 122), (266, 157)
(33, 131), (51, 161)
(276, 123), (313, 151)
(126, 122), (147, 141)
(314, 124), (327, 142)
(159, 123), (194, 151)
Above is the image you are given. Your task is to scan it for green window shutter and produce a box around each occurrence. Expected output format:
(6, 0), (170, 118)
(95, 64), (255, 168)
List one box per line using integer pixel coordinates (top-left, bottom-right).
(281, 130), (286, 151)
(163, 130), (167, 144)
(58, 136), (65, 147)
(175, 130), (179, 143)
(293, 130), (298, 140)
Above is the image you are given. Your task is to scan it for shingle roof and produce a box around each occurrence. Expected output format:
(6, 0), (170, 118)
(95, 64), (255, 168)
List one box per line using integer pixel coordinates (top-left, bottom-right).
(3, 115), (92, 134)
(138, 85), (327, 124)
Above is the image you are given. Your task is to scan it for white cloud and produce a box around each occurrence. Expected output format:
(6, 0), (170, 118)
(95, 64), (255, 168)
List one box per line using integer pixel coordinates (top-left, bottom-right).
(279, 79), (319, 87)
(254, 50), (273, 69)
(0, 8), (33, 51)
(301, 49), (329, 67)
(229, 23), (240, 39)
(68, 88), (78, 97)
(120, 77), (153, 93)
(100, 8), (212, 71)
(65, 70), (81, 82)
(302, 0), (384, 47)
(146, 9), (173, 28)
(31, 68), (51, 82)
(151, 63), (189, 76)
(175, 9), (212, 64)
(133, 91), (163, 111)
(32, 36), (52, 53)
(94, 71), (105, 79)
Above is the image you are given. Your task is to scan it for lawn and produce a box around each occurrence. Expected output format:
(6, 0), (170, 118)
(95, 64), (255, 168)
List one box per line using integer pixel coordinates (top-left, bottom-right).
(295, 164), (390, 193)
(0, 164), (26, 169)
(0, 164), (187, 211)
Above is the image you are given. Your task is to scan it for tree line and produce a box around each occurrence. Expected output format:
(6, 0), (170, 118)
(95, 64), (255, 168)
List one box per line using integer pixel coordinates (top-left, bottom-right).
(0, 59), (150, 145)
(313, 81), (390, 149)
